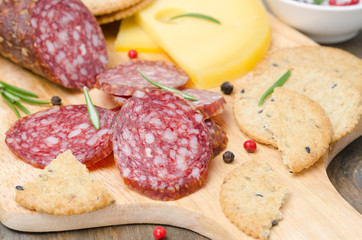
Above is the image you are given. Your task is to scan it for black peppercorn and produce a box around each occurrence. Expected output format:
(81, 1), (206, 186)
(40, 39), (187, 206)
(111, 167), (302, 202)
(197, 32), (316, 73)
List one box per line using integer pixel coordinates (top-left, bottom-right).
(305, 146), (311, 154)
(220, 82), (233, 95)
(51, 96), (62, 106)
(223, 151), (235, 163)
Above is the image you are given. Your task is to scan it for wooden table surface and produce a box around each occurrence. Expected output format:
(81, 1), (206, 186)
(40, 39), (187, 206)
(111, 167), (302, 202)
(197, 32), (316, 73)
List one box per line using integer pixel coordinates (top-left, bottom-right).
(1, 13), (361, 240)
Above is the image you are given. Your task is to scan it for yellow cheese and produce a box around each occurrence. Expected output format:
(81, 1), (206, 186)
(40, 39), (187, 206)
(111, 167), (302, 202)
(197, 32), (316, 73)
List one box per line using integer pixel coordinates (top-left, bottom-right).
(136, 0), (271, 89)
(115, 16), (164, 53)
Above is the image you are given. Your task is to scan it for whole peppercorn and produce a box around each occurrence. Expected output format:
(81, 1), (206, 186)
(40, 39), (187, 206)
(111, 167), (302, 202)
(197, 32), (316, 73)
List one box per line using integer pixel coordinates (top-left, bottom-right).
(220, 81), (233, 95)
(51, 96), (62, 106)
(223, 151), (235, 163)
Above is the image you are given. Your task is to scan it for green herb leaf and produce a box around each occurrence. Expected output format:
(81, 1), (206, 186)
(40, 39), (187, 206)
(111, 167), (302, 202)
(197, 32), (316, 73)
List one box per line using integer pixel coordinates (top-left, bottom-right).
(1, 93), (20, 118)
(83, 86), (100, 130)
(170, 13), (221, 24)
(5, 88), (50, 104)
(13, 101), (30, 115)
(313, 0), (325, 5)
(2, 90), (20, 102)
(137, 69), (199, 101)
(0, 81), (39, 98)
(258, 70), (291, 106)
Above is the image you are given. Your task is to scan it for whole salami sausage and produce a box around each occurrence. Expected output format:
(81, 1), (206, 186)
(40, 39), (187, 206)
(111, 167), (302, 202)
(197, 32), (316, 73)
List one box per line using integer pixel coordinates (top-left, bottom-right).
(95, 60), (189, 96)
(0, 0), (108, 89)
(113, 89), (212, 201)
(5, 105), (119, 168)
(182, 88), (226, 118)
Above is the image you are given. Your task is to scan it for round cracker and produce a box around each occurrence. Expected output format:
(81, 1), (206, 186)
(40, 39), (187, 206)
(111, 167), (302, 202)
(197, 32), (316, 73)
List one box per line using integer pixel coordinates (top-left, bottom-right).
(264, 88), (333, 172)
(81, 0), (143, 16)
(233, 66), (361, 145)
(253, 46), (362, 95)
(96, 0), (154, 25)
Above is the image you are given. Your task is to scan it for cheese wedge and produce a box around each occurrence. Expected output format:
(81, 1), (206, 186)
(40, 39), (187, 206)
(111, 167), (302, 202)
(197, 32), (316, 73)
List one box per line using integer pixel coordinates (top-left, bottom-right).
(136, 0), (271, 89)
(115, 16), (164, 53)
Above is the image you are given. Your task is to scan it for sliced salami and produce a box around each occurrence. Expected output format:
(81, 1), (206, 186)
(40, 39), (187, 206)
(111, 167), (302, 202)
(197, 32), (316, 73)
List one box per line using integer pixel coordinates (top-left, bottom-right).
(111, 95), (131, 106)
(183, 89), (226, 118)
(205, 119), (228, 157)
(0, 0), (108, 89)
(5, 105), (119, 168)
(113, 89), (212, 201)
(95, 60), (189, 96)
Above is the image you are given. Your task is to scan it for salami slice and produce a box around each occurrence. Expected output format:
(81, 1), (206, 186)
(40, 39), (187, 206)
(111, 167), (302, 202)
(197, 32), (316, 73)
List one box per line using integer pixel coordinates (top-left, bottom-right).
(112, 95), (131, 106)
(113, 89), (212, 201)
(95, 60), (189, 96)
(5, 105), (119, 168)
(183, 89), (226, 118)
(205, 119), (228, 157)
(0, 0), (108, 89)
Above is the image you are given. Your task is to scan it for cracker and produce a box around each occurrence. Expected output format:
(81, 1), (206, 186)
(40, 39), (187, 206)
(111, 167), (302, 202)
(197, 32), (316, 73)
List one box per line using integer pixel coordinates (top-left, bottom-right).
(253, 46), (362, 94)
(264, 88), (333, 172)
(233, 73), (277, 147)
(220, 159), (288, 240)
(96, 0), (155, 25)
(15, 150), (114, 216)
(81, 0), (142, 16)
(233, 66), (361, 145)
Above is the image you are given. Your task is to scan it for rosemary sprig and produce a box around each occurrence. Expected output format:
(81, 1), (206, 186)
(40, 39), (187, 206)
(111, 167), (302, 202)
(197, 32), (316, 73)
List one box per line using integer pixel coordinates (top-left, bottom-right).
(14, 101), (30, 115)
(0, 81), (50, 117)
(137, 69), (198, 101)
(1, 93), (21, 118)
(6, 88), (50, 104)
(0, 81), (38, 98)
(83, 86), (100, 130)
(258, 70), (291, 106)
(170, 13), (221, 24)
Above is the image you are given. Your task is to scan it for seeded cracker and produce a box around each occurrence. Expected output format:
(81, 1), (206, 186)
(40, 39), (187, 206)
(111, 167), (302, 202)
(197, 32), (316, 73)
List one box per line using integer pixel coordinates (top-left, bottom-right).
(15, 150), (114, 216)
(220, 159), (288, 240)
(233, 66), (361, 146)
(253, 46), (362, 95)
(264, 88), (333, 172)
(81, 0), (143, 16)
(96, 0), (154, 25)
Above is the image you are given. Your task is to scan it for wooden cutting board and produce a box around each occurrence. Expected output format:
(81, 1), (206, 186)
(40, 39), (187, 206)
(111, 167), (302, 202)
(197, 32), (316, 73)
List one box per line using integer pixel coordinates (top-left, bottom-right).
(0, 15), (361, 240)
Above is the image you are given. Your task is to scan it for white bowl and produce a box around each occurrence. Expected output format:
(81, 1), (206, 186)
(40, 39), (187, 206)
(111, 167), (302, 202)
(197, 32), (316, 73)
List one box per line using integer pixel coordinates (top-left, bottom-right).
(265, 0), (362, 43)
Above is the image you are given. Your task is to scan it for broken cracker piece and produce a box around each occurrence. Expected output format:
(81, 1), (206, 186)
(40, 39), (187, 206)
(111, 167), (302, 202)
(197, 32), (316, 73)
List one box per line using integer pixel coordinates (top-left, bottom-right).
(264, 87), (333, 172)
(220, 159), (288, 240)
(15, 150), (114, 216)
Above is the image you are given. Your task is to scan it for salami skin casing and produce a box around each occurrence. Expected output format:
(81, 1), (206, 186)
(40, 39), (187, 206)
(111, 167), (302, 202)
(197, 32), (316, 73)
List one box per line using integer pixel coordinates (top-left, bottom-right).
(113, 89), (212, 201)
(5, 105), (119, 168)
(0, 0), (108, 89)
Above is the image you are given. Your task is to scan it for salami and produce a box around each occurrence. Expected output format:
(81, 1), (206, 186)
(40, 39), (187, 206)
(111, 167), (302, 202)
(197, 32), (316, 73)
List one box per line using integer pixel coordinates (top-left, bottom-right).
(5, 105), (119, 168)
(205, 119), (228, 157)
(183, 88), (226, 118)
(113, 89), (212, 201)
(95, 60), (189, 96)
(112, 95), (131, 106)
(0, 0), (108, 89)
